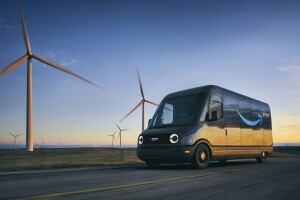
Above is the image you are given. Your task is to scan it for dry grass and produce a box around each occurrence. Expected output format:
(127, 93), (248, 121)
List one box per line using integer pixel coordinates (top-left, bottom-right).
(270, 151), (300, 158)
(0, 148), (142, 172)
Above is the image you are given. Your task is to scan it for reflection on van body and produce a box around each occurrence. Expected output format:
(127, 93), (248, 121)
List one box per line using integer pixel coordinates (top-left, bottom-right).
(137, 85), (272, 169)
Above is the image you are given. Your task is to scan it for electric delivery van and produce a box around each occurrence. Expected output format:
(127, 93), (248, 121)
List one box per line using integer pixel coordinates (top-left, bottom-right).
(137, 85), (272, 169)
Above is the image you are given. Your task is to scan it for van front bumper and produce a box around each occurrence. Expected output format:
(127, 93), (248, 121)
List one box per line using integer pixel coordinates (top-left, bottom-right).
(137, 144), (196, 164)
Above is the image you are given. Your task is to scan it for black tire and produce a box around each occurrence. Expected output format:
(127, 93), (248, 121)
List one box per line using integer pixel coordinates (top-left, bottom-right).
(192, 144), (210, 169)
(257, 152), (268, 163)
(145, 161), (160, 168)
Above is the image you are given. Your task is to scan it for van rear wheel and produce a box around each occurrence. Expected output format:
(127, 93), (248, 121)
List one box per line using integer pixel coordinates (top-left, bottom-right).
(257, 152), (268, 163)
(192, 144), (210, 169)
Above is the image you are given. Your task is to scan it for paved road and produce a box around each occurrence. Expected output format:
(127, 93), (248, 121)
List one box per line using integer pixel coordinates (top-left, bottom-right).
(1, 158), (300, 200)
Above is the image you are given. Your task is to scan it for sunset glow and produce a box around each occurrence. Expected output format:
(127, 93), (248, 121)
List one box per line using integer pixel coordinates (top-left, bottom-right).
(0, 0), (299, 146)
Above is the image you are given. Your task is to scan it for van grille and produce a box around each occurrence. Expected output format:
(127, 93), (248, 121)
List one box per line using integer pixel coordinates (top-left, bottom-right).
(142, 134), (171, 145)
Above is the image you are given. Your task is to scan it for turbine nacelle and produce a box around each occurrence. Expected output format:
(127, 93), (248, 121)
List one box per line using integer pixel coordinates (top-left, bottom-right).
(120, 68), (159, 131)
(114, 122), (129, 148)
(27, 51), (33, 58)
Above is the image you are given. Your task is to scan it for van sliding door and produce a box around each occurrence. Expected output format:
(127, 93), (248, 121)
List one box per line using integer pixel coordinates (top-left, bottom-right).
(205, 93), (226, 157)
(239, 100), (254, 154)
(223, 95), (241, 157)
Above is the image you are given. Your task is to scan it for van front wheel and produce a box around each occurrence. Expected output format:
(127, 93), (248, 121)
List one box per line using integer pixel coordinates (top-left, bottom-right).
(192, 144), (210, 169)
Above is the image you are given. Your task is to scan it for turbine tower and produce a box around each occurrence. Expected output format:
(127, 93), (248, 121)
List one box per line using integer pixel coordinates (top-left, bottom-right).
(108, 131), (117, 148)
(8, 132), (22, 149)
(115, 122), (129, 148)
(0, 2), (101, 152)
(120, 68), (158, 131)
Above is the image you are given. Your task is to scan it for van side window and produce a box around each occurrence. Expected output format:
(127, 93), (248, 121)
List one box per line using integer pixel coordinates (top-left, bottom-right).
(161, 103), (173, 124)
(223, 95), (239, 126)
(206, 94), (222, 122)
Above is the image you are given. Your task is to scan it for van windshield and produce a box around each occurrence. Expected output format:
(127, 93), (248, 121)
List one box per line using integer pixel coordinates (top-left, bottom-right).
(149, 93), (205, 128)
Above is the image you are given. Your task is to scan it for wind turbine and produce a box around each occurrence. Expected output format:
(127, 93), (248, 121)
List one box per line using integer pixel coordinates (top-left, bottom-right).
(0, 2), (101, 152)
(115, 122), (129, 148)
(120, 68), (159, 131)
(108, 131), (117, 148)
(8, 132), (22, 149)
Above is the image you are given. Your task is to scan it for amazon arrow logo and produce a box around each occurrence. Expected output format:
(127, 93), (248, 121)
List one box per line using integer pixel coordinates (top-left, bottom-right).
(237, 110), (262, 126)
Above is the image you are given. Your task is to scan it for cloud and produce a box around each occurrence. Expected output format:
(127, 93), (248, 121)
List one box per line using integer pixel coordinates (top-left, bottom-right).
(33, 49), (82, 90)
(38, 49), (79, 69)
(0, 18), (15, 32)
(280, 124), (300, 130)
(278, 65), (300, 72)
(278, 64), (300, 94)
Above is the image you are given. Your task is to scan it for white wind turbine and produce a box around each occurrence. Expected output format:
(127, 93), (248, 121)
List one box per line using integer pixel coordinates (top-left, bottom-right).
(0, 3), (101, 152)
(120, 68), (158, 131)
(8, 132), (22, 149)
(108, 131), (117, 148)
(115, 122), (129, 148)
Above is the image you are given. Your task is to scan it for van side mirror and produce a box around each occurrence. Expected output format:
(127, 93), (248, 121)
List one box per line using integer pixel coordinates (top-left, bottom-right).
(211, 111), (218, 121)
(148, 119), (152, 126)
(205, 113), (209, 122)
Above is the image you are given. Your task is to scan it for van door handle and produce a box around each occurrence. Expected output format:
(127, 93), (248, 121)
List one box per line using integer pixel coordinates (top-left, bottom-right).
(225, 129), (227, 136)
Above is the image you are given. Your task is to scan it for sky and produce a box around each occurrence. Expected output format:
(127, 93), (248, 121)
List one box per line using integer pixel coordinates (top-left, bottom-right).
(0, 0), (300, 146)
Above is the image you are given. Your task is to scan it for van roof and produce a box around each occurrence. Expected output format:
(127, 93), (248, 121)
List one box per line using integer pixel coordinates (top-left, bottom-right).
(165, 85), (269, 107)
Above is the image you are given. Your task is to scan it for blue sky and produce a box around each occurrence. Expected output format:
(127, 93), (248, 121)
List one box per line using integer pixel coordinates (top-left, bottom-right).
(1, 0), (300, 146)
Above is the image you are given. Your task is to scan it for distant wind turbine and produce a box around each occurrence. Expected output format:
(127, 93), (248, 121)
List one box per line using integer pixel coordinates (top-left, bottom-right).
(115, 122), (129, 148)
(0, 2), (102, 152)
(120, 68), (158, 131)
(108, 131), (117, 148)
(8, 132), (22, 149)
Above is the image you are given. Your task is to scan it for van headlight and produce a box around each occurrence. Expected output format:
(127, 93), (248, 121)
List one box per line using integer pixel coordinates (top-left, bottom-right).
(169, 134), (179, 144)
(138, 136), (143, 145)
(181, 135), (194, 145)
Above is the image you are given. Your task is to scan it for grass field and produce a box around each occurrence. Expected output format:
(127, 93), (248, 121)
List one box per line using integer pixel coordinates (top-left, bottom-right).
(0, 147), (299, 172)
(0, 148), (141, 172)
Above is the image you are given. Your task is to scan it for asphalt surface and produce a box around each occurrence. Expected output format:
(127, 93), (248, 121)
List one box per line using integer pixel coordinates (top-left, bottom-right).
(0, 158), (300, 200)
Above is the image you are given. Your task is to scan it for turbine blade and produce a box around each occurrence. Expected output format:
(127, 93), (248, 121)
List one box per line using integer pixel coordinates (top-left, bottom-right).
(116, 132), (120, 141)
(32, 54), (103, 89)
(136, 68), (145, 100)
(114, 136), (118, 142)
(115, 122), (121, 131)
(0, 55), (28, 76)
(16, 134), (22, 137)
(8, 132), (16, 137)
(122, 129), (130, 131)
(145, 99), (159, 106)
(112, 131), (117, 136)
(19, 1), (31, 53)
(119, 101), (143, 122)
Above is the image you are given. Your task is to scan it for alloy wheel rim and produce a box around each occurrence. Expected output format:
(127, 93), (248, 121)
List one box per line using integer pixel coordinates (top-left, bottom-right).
(200, 151), (206, 162)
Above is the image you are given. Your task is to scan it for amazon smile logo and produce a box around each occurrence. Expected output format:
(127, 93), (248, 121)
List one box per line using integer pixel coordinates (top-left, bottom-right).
(237, 110), (262, 126)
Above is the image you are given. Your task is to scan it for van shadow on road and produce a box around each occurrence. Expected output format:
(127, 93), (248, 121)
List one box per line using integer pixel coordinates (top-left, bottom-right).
(122, 159), (260, 171)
